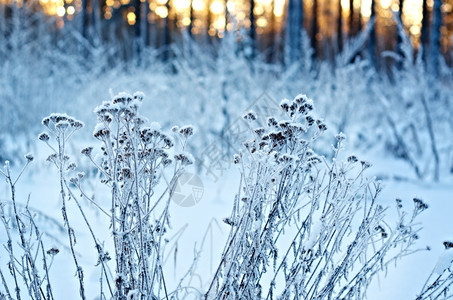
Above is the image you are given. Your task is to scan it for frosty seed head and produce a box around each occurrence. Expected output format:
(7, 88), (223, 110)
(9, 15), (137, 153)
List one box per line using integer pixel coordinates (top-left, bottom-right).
(243, 111), (257, 121)
(174, 152), (194, 166)
(38, 132), (50, 142)
(93, 125), (110, 140)
(46, 247), (60, 256)
(294, 94), (308, 105)
(443, 241), (453, 249)
(56, 120), (70, 130)
(360, 161), (372, 169)
(24, 153), (34, 162)
(306, 116), (315, 126)
(81, 147), (93, 157)
(347, 155), (358, 163)
(46, 154), (57, 163)
(42, 117), (51, 127)
(335, 133), (346, 142)
(133, 91), (145, 102)
(179, 125), (194, 137)
(67, 162), (77, 171)
(413, 198), (428, 212)
(279, 99), (290, 112)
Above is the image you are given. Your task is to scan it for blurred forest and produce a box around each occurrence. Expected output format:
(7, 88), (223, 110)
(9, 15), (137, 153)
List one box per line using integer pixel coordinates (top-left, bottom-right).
(1, 0), (453, 183)
(1, 0), (453, 65)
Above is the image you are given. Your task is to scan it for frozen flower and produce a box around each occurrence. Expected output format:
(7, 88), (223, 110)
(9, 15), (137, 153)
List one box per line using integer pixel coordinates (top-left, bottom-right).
(174, 152), (194, 166)
(361, 161), (372, 169)
(81, 147), (93, 157)
(267, 117), (278, 127)
(279, 99), (290, 112)
(38, 132), (50, 142)
(46, 154), (57, 163)
(133, 91), (145, 101)
(347, 155), (358, 163)
(67, 162), (77, 171)
(444, 241), (453, 249)
(46, 247), (59, 256)
(413, 198), (428, 212)
(56, 120), (70, 130)
(293, 94), (308, 105)
(306, 116), (315, 126)
(243, 111), (257, 121)
(335, 133), (346, 142)
(179, 125), (194, 137)
(24, 153), (34, 162)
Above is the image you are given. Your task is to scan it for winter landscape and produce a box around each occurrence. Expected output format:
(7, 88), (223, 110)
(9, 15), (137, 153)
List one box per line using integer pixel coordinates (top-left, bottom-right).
(1, 0), (453, 299)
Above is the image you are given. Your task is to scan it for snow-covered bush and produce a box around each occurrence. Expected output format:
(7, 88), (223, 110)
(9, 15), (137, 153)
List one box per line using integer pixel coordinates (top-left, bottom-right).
(37, 92), (193, 299)
(205, 94), (426, 299)
(82, 92), (194, 298)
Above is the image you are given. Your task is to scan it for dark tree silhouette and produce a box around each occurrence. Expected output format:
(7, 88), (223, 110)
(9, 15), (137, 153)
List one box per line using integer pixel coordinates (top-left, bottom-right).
(368, 0), (376, 66)
(430, 0), (442, 75)
(286, 0), (303, 61)
(421, 0), (429, 63)
(338, 0), (343, 52)
(311, 0), (318, 57)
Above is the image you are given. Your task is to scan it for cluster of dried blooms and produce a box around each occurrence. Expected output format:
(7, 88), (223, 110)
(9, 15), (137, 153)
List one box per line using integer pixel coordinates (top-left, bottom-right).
(205, 94), (427, 300)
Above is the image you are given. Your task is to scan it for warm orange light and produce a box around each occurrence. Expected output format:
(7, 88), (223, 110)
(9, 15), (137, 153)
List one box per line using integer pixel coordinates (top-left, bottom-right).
(256, 17), (267, 27)
(56, 5), (65, 16)
(67, 5), (74, 14)
(155, 6), (168, 18)
(210, 1), (223, 14)
(127, 11), (136, 25)
(192, 0), (204, 10)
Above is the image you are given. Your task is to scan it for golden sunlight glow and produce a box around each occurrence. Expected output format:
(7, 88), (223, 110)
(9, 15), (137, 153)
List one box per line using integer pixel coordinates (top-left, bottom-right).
(67, 5), (75, 14)
(274, 0), (285, 17)
(155, 6), (168, 18)
(256, 17), (267, 27)
(56, 5), (65, 16)
(380, 0), (391, 9)
(173, 0), (190, 11)
(127, 11), (136, 25)
(1, 0), (450, 49)
(210, 1), (224, 14)
(192, 0), (204, 10)
(361, 0), (372, 19)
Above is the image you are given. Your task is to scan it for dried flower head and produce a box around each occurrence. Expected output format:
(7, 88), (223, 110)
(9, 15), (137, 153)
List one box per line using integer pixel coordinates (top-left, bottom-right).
(24, 153), (34, 162)
(38, 132), (50, 142)
(179, 125), (194, 137)
(81, 147), (93, 157)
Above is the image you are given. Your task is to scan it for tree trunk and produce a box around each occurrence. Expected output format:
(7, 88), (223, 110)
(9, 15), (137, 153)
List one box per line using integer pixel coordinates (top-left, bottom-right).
(250, 0), (256, 58)
(421, 0), (429, 63)
(349, 0), (354, 36)
(338, 0), (343, 53)
(311, 0), (318, 57)
(368, 0), (376, 67)
(430, 0), (442, 75)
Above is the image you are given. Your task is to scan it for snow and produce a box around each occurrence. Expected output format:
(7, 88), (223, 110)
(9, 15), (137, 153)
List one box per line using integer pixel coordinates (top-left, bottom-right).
(434, 249), (453, 275)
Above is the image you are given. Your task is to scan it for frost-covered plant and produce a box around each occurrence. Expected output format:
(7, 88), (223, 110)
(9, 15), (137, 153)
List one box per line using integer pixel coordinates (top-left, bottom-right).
(0, 155), (58, 300)
(417, 241), (453, 299)
(205, 94), (425, 299)
(78, 92), (193, 299)
(40, 113), (89, 299)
